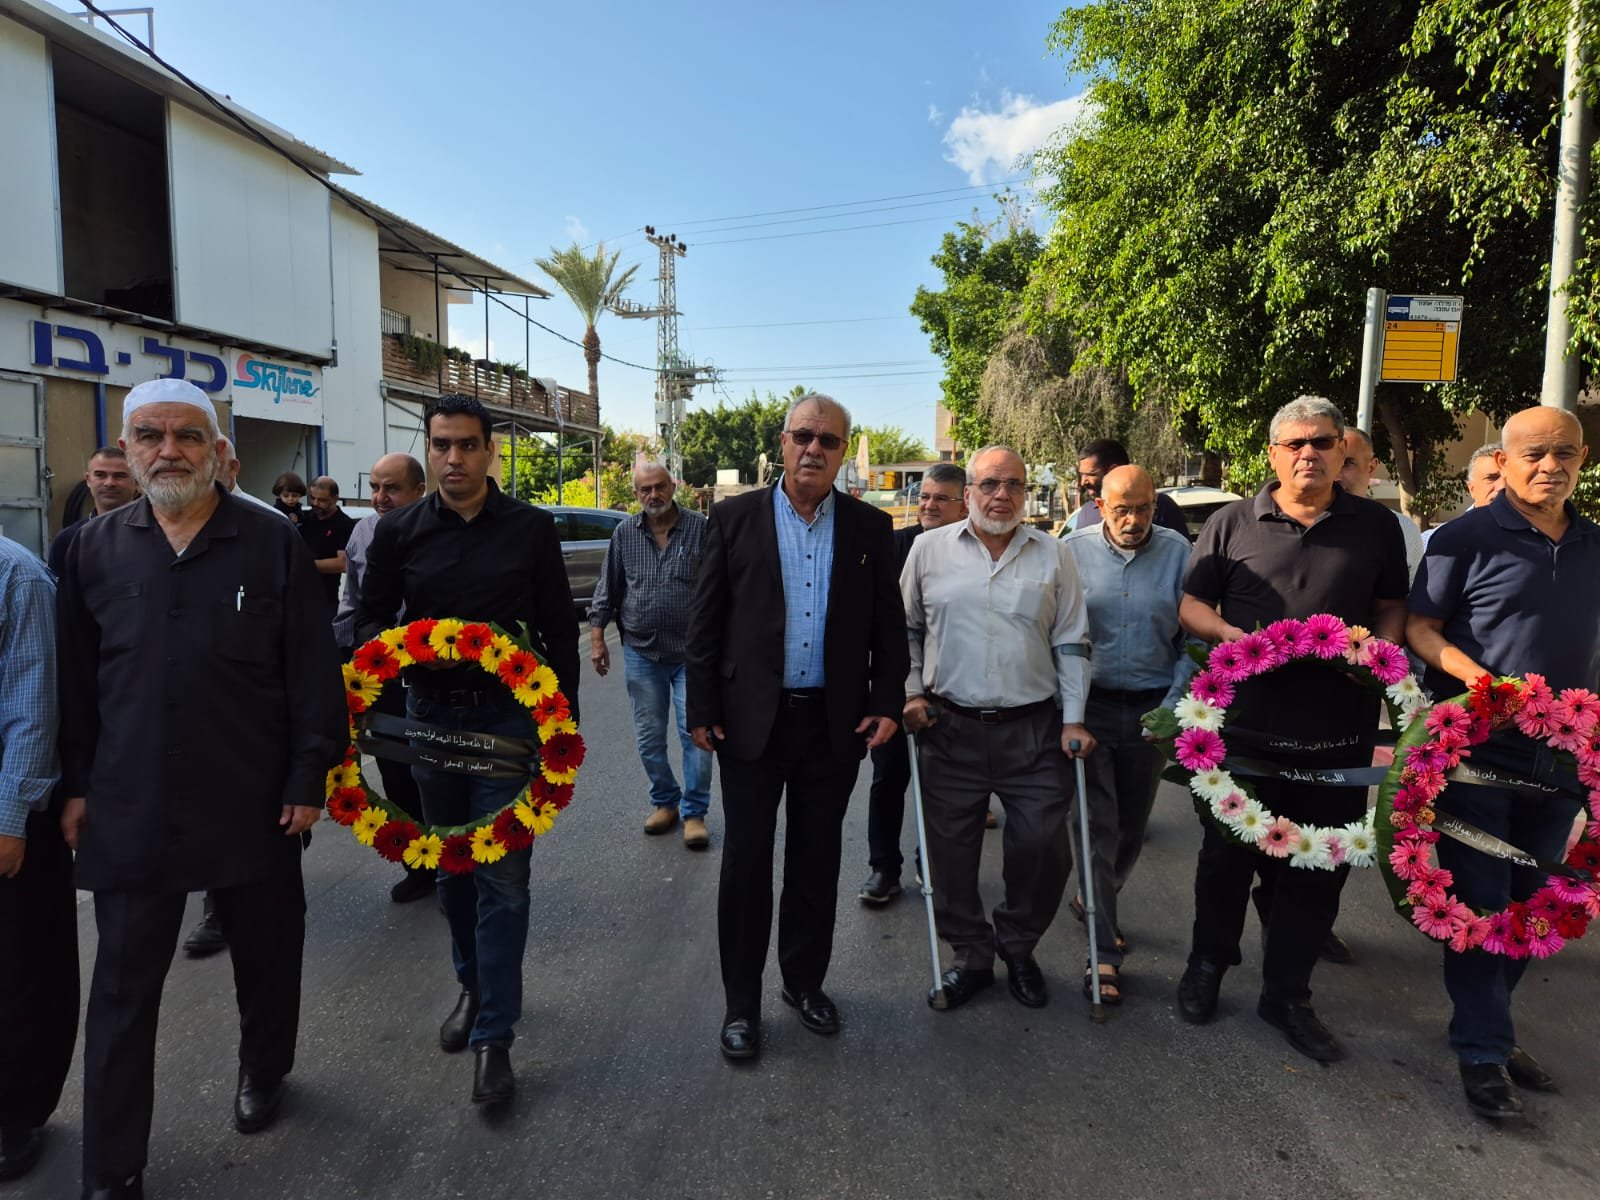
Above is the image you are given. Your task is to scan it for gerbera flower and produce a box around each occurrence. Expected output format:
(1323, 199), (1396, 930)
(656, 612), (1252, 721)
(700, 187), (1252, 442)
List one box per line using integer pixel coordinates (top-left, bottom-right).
(1175, 696), (1225, 732)
(1554, 901), (1590, 940)
(1304, 613), (1349, 660)
(493, 807), (535, 851)
(1357, 638), (1410, 685)
(538, 717), (579, 742)
(1289, 828), (1333, 870)
(1232, 800), (1268, 842)
(1207, 641), (1250, 683)
(327, 759), (361, 793)
(1559, 688), (1600, 727)
(343, 663), (383, 713)
(377, 625), (415, 667)
(1175, 727), (1227, 772)
(531, 692), (572, 726)
(1515, 697), (1555, 739)
(1524, 889), (1563, 922)
(1264, 618), (1310, 659)
(438, 834), (476, 875)
(541, 731), (587, 774)
(326, 788), (368, 826)
(1565, 841), (1600, 879)
(1189, 768), (1236, 804)
(515, 801), (556, 835)
(352, 805), (387, 847)
(426, 618), (464, 661)
(456, 623), (495, 661)
(402, 619), (438, 664)
(1189, 671), (1236, 709)
(1388, 839), (1431, 881)
(1340, 820), (1377, 868)
(1235, 632), (1276, 676)
(470, 825), (508, 865)
(1406, 742), (1451, 776)
(1386, 676), (1424, 708)
(1523, 914), (1565, 959)
(352, 638), (401, 681)
(478, 635), (515, 674)
(1521, 672), (1554, 706)
(525, 663), (560, 702)
(374, 819), (421, 864)
(1547, 708), (1589, 754)
(1412, 899), (1466, 940)
(1260, 817), (1298, 858)
(529, 777), (575, 811)
(498, 649), (539, 690)
(403, 833), (443, 870)
(1214, 791), (1248, 820)
(1482, 910), (1517, 955)
(1450, 914), (1491, 954)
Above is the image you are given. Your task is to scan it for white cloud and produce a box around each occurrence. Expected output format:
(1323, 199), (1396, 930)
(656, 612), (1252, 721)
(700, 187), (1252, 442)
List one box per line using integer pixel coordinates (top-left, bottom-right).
(448, 328), (498, 362)
(564, 215), (589, 243)
(943, 91), (1090, 185)
(927, 103), (943, 125)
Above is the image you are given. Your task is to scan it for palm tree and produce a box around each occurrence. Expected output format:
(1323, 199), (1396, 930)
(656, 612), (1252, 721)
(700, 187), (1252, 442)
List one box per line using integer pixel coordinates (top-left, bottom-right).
(533, 242), (639, 404)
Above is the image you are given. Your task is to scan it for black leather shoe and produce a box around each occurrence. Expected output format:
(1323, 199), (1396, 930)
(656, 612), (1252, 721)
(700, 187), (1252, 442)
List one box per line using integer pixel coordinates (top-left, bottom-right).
(390, 867), (436, 904)
(719, 1017), (760, 1061)
(781, 987), (840, 1035)
(1461, 1062), (1523, 1120)
(1506, 1046), (1558, 1093)
(997, 948), (1048, 1008)
(471, 1045), (515, 1105)
(857, 870), (902, 905)
(182, 896), (226, 958)
(439, 989), (478, 1053)
(0, 1126), (42, 1181)
(1177, 959), (1225, 1024)
(81, 1172), (143, 1199)
(233, 1070), (286, 1133)
(1318, 931), (1354, 964)
(1257, 999), (1345, 1063)
(928, 965), (995, 1011)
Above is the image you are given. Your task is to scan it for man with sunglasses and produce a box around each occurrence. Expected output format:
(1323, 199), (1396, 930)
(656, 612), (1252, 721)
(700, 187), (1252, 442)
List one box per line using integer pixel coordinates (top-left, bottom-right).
(687, 393), (907, 1062)
(903, 445), (1095, 1012)
(1175, 396), (1407, 1062)
(858, 462), (969, 905)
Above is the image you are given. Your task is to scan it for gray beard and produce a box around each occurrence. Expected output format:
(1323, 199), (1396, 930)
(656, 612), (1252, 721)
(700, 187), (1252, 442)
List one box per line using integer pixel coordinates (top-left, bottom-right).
(135, 458), (217, 510)
(970, 511), (1021, 537)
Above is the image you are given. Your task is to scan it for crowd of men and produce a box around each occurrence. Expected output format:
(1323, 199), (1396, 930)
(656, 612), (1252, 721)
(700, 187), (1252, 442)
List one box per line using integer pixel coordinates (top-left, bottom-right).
(0, 379), (1594, 1197)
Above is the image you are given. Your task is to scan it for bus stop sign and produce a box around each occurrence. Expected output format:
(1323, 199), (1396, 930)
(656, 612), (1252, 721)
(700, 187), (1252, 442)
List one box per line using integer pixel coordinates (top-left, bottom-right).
(1380, 294), (1464, 383)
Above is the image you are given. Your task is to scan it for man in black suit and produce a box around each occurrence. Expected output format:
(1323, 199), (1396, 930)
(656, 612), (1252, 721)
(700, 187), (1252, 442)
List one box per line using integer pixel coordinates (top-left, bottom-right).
(858, 462), (969, 904)
(687, 393), (908, 1062)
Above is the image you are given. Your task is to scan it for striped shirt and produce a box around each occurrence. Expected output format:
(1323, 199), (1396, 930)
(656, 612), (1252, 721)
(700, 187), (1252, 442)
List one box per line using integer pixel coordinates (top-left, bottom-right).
(589, 505), (708, 663)
(0, 538), (59, 837)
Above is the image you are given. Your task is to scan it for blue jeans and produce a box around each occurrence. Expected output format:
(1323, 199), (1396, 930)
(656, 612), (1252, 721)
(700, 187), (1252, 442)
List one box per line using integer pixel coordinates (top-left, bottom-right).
(1436, 734), (1583, 1065)
(407, 688), (535, 1049)
(623, 645), (712, 819)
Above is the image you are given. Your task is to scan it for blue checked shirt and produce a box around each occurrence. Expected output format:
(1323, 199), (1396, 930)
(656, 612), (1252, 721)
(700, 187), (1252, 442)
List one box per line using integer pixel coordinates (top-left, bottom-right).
(589, 505), (708, 663)
(774, 481), (835, 688)
(0, 538), (59, 838)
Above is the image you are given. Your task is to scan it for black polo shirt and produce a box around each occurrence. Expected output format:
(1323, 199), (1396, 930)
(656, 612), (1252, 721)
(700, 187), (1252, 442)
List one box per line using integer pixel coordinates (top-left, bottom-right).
(1410, 491), (1600, 696)
(1184, 482), (1409, 756)
(299, 507), (356, 611)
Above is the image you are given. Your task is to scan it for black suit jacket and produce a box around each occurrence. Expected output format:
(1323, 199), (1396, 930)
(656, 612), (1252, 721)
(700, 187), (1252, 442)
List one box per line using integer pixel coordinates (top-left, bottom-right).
(686, 485), (908, 762)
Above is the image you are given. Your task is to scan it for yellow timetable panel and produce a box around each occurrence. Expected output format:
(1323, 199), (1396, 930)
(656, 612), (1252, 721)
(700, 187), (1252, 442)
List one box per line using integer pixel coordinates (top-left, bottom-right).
(1380, 294), (1463, 383)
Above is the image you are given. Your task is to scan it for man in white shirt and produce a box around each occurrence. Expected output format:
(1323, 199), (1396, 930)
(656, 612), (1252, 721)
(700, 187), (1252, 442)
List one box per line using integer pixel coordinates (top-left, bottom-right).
(902, 445), (1095, 1012)
(1339, 428), (1424, 580)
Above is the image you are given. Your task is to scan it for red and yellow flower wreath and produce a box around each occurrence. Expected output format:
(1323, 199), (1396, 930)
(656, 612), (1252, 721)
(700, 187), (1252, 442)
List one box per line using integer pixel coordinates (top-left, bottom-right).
(324, 619), (585, 875)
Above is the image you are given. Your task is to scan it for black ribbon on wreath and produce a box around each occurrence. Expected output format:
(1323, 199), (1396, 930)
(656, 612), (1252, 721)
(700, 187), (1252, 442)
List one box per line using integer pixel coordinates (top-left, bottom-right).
(355, 710), (541, 780)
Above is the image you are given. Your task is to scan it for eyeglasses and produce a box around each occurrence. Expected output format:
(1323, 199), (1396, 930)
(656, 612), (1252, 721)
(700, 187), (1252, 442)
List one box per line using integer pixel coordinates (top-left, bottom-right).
(1272, 436), (1340, 453)
(1105, 504), (1153, 519)
(785, 429), (845, 452)
(974, 478), (1027, 496)
(921, 492), (961, 504)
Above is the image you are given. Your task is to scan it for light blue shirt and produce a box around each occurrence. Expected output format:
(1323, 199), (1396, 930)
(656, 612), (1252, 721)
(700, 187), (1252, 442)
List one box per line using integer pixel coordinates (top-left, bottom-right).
(773, 480), (835, 688)
(0, 538), (60, 838)
(1064, 522), (1196, 708)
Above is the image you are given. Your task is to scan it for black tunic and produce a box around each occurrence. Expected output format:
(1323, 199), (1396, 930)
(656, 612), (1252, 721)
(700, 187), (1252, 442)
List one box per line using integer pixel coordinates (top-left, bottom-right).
(57, 486), (347, 892)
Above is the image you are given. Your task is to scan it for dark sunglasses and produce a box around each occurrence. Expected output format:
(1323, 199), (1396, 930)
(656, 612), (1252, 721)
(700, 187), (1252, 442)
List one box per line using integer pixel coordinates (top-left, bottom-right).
(1273, 436), (1341, 453)
(786, 429), (845, 452)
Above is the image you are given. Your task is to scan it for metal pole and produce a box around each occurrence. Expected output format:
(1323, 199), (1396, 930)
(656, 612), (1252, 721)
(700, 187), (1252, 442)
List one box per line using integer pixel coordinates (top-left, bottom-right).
(1071, 741), (1105, 1023)
(1356, 287), (1386, 433)
(906, 726), (947, 1008)
(509, 419), (518, 500)
(1542, 8), (1590, 412)
(594, 432), (603, 508)
(432, 260), (443, 391)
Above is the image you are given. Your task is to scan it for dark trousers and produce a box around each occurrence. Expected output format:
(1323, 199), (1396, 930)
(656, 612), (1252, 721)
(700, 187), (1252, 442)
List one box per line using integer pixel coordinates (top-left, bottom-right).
(1189, 775), (1364, 1005)
(372, 682), (427, 871)
(865, 729), (911, 874)
(919, 707), (1072, 971)
(82, 868), (305, 1179)
(716, 700), (862, 1019)
(1436, 735), (1581, 1065)
(0, 805), (79, 1132)
(1072, 691), (1165, 968)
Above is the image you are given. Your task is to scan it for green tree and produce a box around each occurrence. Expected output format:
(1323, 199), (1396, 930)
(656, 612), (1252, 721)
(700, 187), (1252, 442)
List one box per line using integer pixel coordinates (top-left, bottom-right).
(1035, 0), (1562, 517)
(678, 390), (795, 487)
(533, 242), (639, 403)
(856, 424), (932, 463)
(510, 424), (656, 510)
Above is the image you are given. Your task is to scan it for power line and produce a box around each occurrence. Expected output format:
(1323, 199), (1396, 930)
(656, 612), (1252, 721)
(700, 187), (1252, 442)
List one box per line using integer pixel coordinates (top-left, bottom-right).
(80, 3), (655, 374)
(715, 360), (929, 371)
(694, 210), (1001, 247)
(687, 315), (916, 332)
(648, 194), (1011, 238)
(662, 180), (1025, 228)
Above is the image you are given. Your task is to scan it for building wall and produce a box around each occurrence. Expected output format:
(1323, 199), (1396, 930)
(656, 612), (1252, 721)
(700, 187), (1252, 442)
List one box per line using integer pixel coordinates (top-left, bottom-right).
(0, 16), (61, 294)
(320, 203), (383, 499)
(379, 263), (448, 342)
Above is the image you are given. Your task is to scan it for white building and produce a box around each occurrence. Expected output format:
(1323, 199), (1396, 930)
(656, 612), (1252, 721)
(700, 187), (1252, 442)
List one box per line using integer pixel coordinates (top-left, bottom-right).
(0, 0), (590, 554)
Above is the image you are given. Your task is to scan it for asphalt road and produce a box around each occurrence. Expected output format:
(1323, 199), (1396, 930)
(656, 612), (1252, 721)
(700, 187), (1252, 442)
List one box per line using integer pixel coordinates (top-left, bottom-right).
(18, 632), (1600, 1199)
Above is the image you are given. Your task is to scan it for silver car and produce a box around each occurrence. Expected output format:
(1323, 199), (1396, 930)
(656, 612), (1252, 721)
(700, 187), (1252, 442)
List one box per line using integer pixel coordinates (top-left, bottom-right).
(543, 505), (627, 613)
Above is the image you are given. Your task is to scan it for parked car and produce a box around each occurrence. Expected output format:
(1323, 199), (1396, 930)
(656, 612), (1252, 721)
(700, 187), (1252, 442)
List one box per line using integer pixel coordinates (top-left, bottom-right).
(542, 505), (627, 613)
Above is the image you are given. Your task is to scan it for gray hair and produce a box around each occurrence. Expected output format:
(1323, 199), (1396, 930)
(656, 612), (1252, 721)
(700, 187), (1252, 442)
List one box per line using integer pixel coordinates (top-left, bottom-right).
(925, 462), (966, 489)
(965, 444), (1025, 483)
(1467, 443), (1501, 472)
(631, 457), (671, 482)
(782, 392), (853, 440)
(1268, 395), (1346, 444)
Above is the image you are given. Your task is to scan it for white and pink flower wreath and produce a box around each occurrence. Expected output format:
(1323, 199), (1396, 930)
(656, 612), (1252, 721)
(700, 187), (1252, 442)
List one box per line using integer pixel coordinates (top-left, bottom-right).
(1144, 614), (1424, 871)
(1376, 674), (1600, 958)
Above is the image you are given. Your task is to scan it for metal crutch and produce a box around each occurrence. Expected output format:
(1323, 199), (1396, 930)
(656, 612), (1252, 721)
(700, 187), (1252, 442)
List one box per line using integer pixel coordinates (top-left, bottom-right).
(907, 707), (948, 1009)
(1071, 738), (1106, 1023)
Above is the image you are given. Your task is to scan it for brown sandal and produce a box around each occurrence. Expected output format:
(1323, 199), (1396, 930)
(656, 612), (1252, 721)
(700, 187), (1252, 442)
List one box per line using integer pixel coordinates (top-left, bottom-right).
(1083, 962), (1123, 1005)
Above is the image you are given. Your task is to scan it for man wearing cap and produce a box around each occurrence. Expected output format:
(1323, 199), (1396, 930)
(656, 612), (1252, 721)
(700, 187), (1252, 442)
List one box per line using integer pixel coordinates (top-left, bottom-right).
(57, 379), (345, 1199)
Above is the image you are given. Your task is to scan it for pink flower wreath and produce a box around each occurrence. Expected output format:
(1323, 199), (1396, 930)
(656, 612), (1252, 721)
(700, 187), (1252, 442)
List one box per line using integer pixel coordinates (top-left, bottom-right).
(1376, 674), (1600, 957)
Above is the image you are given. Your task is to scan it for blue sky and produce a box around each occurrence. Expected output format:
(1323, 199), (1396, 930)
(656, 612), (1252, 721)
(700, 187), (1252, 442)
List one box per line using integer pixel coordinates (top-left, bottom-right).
(65, 1), (1086, 444)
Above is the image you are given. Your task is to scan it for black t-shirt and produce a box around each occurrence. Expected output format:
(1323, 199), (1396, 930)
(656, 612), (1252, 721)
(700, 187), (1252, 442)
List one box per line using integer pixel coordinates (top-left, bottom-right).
(299, 507), (356, 609)
(1183, 482), (1409, 758)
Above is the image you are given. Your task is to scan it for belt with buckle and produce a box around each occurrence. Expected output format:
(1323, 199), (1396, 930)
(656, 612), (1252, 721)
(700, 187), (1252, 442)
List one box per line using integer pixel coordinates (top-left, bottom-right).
(934, 696), (1058, 725)
(781, 688), (826, 707)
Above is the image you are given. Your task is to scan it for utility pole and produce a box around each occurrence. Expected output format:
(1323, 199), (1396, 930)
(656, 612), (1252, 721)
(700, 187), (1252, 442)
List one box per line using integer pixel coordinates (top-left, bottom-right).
(1542, 6), (1591, 411)
(611, 226), (718, 482)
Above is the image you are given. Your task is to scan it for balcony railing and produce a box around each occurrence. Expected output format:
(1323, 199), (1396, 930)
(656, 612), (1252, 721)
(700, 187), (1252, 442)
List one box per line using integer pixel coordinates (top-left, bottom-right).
(380, 307), (411, 336)
(380, 333), (599, 430)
